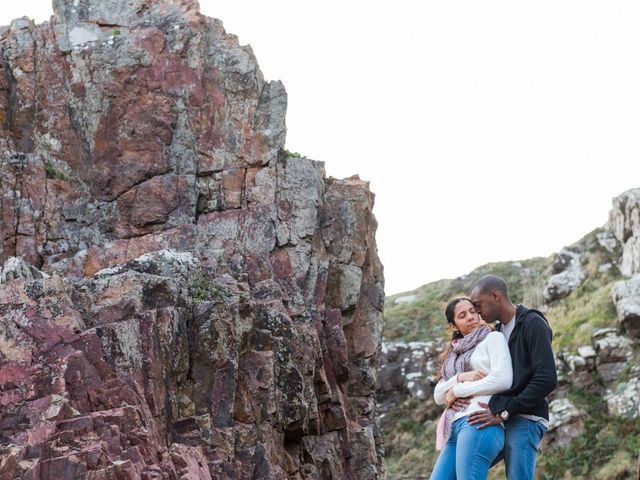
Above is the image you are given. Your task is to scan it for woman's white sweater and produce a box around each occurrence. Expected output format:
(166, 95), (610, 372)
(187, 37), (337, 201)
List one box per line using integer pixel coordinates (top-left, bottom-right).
(433, 331), (513, 423)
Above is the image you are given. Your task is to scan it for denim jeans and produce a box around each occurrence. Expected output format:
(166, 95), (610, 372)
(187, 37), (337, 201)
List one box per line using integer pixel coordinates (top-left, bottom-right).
(430, 416), (505, 480)
(503, 416), (547, 480)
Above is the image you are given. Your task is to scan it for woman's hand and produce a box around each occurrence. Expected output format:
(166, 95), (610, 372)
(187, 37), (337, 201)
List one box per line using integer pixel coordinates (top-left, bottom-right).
(445, 389), (457, 408)
(457, 370), (487, 383)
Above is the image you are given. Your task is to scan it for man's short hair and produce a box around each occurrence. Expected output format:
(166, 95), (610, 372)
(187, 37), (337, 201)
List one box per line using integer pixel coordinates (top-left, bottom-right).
(472, 274), (509, 298)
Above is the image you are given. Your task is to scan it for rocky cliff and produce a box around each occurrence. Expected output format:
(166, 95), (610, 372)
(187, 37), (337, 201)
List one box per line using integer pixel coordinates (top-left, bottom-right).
(0, 1), (385, 478)
(379, 189), (640, 479)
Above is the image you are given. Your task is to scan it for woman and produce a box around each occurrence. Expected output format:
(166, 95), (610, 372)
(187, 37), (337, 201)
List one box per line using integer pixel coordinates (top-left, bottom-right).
(430, 297), (513, 480)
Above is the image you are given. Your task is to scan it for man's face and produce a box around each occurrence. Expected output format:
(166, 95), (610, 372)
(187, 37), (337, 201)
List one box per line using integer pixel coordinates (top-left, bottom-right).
(470, 287), (498, 323)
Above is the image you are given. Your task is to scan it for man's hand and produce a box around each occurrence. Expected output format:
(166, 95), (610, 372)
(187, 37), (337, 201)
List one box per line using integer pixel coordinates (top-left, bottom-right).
(467, 402), (503, 429)
(457, 370), (487, 382)
(449, 397), (471, 411)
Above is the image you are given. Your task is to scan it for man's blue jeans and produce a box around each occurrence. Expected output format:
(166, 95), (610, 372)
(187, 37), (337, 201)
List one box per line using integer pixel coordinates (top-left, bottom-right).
(503, 416), (547, 480)
(430, 416), (504, 480)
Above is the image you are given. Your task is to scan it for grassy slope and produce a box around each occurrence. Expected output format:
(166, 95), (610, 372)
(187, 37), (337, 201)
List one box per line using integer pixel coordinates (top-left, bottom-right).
(384, 257), (551, 343)
(382, 227), (640, 479)
(536, 389), (640, 480)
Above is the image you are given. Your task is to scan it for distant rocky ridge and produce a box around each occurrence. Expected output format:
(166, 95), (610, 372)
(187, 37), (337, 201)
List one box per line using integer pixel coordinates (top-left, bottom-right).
(0, 1), (385, 478)
(379, 188), (640, 478)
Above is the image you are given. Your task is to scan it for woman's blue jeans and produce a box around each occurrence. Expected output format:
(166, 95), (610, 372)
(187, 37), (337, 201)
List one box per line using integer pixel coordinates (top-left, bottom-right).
(430, 416), (505, 480)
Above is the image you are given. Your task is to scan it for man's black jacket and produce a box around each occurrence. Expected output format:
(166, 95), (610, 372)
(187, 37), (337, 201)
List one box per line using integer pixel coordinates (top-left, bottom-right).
(488, 305), (557, 420)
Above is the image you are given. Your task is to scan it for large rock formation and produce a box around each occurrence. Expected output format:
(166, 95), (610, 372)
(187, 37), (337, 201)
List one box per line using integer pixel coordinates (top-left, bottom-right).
(609, 188), (640, 277)
(0, 1), (385, 478)
(612, 276), (640, 338)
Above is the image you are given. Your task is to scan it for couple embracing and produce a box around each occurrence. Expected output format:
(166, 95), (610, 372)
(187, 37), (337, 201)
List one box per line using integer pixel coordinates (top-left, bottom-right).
(430, 275), (557, 480)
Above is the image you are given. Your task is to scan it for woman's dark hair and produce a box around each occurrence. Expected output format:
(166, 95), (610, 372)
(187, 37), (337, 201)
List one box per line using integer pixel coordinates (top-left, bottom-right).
(436, 297), (472, 379)
(444, 297), (472, 330)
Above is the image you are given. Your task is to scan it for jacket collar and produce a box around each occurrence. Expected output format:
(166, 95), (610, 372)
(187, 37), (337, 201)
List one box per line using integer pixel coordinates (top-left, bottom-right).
(495, 305), (524, 331)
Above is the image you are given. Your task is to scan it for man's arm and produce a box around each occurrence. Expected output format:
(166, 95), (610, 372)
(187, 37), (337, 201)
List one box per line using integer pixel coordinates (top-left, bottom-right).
(488, 315), (557, 415)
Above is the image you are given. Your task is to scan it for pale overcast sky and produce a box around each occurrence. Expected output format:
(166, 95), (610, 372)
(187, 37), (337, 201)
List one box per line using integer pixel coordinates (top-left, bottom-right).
(3, 1), (640, 295)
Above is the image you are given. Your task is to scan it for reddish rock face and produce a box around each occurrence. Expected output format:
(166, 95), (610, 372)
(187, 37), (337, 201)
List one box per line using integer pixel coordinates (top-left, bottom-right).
(0, 1), (385, 479)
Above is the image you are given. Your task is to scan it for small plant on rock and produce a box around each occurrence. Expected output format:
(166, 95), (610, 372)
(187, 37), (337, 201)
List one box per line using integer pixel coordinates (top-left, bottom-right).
(189, 272), (227, 304)
(44, 162), (70, 181)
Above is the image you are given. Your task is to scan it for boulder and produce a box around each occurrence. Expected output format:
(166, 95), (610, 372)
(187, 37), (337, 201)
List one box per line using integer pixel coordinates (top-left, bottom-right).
(609, 188), (640, 277)
(543, 248), (585, 302)
(376, 341), (441, 416)
(543, 398), (586, 449)
(556, 347), (597, 390)
(0, 256), (49, 283)
(612, 275), (640, 338)
(604, 374), (640, 418)
(593, 328), (635, 383)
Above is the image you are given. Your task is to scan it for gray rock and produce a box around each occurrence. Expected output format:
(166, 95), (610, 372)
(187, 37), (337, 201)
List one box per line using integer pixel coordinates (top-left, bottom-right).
(377, 340), (441, 413)
(95, 249), (199, 281)
(68, 25), (101, 46)
(9, 17), (33, 31)
(253, 81), (288, 167)
(196, 174), (222, 214)
(598, 263), (613, 273)
(556, 349), (596, 390)
(543, 249), (585, 302)
(612, 275), (640, 338)
(608, 188), (640, 276)
(577, 345), (596, 359)
(593, 328), (634, 363)
(593, 328), (635, 383)
(597, 362), (628, 383)
(333, 264), (363, 310)
(0, 257), (49, 284)
(275, 156), (325, 247)
(53, 0), (199, 30)
(604, 375), (640, 418)
(596, 230), (620, 254)
(543, 398), (585, 448)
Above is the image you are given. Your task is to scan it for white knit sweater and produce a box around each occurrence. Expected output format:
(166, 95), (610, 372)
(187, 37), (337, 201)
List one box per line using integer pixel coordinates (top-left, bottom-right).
(434, 331), (513, 423)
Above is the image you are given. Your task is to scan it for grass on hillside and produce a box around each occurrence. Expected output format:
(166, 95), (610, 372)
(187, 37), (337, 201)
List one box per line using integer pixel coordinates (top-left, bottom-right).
(384, 257), (551, 343)
(383, 279), (455, 342)
(384, 227), (622, 352)
(537, 388), (640, 480)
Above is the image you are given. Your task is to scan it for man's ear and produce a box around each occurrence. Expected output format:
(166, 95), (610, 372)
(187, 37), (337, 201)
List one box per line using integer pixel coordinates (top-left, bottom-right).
(491, 289), (501, 302)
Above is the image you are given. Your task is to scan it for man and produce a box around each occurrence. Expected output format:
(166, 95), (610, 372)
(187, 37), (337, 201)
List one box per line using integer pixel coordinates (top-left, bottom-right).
(467, 274), (557, 480)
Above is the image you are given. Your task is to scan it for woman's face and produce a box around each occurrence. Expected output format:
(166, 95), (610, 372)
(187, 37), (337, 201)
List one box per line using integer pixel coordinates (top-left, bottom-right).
(452, 300), (481, 336)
